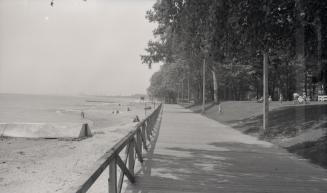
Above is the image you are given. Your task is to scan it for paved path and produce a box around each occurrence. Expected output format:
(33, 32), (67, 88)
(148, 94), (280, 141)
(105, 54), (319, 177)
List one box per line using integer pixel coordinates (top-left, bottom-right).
(125, 104), (327, 193)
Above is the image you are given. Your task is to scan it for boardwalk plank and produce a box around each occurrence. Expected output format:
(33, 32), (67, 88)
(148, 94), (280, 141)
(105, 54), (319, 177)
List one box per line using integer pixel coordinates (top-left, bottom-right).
(125, 105), (327, 193)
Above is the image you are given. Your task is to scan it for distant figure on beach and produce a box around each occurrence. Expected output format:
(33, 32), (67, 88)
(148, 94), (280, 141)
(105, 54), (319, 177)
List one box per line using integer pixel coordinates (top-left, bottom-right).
(112, 110), (120, 115)
(133, 115), (140, 122)
(127, 107), (131, 111)
(81, 111), (85, 119)
(279, 94), (283, 104)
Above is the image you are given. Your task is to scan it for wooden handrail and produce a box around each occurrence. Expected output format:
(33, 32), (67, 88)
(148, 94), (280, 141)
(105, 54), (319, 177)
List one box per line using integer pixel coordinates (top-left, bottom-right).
(65, 103), (163, 193)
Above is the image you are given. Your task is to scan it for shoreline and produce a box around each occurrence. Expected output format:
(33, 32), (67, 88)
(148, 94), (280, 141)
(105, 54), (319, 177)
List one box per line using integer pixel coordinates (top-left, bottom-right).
(0, 94), (152, 193)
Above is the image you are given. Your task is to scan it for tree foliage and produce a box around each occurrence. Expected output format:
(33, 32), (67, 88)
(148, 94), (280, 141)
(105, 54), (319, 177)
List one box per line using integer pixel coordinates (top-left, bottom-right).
(143, 0), (327, 102)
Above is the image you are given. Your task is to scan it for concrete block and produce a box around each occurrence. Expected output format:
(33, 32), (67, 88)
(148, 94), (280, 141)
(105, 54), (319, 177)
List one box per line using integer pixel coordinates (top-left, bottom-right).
(0, 122), (93, 139)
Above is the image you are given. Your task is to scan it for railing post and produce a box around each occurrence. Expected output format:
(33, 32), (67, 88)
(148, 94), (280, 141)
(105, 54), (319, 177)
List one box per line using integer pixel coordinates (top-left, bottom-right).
(151, 114), (156, 132)
(66, 103), (162, 193)
(141, 124), (147, 149)
(128, 139), (135, 176)
(145, 121), (151, 141)
(148, 117), (153, 135)
(137, 129), (142, 155)
(109, 158), (117, 193)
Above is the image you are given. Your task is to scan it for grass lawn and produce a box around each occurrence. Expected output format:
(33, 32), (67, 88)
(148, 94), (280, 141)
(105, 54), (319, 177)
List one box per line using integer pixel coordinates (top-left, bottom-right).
(187, 101), (327, 168)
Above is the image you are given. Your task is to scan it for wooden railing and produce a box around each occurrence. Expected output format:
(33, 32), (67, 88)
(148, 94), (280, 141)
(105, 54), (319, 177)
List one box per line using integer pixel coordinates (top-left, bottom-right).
(65, 104), (163, 193)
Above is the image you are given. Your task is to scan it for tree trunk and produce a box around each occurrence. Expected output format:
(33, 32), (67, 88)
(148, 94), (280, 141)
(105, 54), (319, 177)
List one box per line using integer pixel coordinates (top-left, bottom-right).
(211, 67), (218, 104)
(295, 0), (305, 94)
(202, 58), (206, 113)
(187, 77), (190, 102)
(316, 16), (324, 94)
(256, 78), (259, 99)
(263, 52), (269, 134)
(181, 79), (184, 103)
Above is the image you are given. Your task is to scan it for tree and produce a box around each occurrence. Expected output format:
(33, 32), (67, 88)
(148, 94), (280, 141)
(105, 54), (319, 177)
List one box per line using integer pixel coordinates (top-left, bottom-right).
(144, 0), (327, 102)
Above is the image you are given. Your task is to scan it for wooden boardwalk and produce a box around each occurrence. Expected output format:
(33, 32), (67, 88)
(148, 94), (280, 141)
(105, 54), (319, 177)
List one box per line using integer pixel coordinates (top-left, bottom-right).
(124, 104), (327, 193)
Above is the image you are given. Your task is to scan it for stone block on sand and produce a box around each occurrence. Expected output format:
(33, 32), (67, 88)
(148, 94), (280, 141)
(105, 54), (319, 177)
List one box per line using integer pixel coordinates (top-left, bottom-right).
(0, 123), (92, 139)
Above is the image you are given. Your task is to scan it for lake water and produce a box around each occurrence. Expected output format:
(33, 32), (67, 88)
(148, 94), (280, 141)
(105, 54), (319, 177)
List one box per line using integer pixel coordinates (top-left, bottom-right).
(0, 93), (150, 130)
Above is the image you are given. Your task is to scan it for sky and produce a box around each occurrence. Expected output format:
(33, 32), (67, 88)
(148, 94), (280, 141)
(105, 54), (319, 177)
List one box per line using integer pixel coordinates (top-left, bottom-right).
(0, 0), (160, 96)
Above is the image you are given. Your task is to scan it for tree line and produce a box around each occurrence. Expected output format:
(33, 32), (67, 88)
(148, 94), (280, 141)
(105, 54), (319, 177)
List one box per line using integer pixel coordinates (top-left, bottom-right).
(142, 0), (327, 103)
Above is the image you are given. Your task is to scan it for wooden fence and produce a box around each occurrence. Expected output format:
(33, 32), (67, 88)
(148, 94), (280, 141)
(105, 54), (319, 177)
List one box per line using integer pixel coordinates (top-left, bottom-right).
(65, 103), (163, 193)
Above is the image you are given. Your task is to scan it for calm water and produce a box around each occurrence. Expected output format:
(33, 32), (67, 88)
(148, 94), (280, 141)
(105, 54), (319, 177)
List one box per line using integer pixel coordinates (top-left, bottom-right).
(0, 94), (146, 129)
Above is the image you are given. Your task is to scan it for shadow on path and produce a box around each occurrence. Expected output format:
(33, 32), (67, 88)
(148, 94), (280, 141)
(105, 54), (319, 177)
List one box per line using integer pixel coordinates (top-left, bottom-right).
(125, 141), (327, 193)
(124, 105), (327, 193)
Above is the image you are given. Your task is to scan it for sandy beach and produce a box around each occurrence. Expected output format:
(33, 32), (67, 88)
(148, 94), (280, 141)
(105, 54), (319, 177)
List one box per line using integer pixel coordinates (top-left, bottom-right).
(0, 94), (154, 193)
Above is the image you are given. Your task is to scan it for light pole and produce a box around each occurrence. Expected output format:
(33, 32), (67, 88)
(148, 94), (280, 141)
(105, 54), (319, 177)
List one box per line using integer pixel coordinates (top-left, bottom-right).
(202, 57), (206, 113)
(263, 52), (269, 135)
(201, 36), (209, 114)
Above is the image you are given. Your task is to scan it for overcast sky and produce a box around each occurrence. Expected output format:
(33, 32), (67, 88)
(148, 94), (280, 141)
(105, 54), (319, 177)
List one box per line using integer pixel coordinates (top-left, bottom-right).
(0, 0), (159, 96)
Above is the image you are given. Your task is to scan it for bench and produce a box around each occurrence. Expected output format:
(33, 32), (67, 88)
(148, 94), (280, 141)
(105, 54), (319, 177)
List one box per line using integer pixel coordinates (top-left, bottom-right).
(318, 95), (327, 102)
